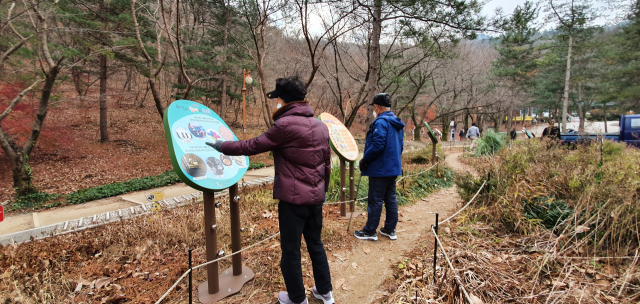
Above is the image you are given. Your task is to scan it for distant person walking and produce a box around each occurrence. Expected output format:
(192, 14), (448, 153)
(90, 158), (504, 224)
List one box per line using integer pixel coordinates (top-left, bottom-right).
(450, 120), (456, 141)
(207, 76), (335, 304)
(355, 93), (405, 241)
(466, 122), (480, 149)
(459, 129), (464, 141)
(510, 128), (517, 140)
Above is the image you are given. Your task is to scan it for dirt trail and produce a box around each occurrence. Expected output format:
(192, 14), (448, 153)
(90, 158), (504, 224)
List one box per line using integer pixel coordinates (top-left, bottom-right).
(320, 155), (475, 304)
(444, 152), (478, 177)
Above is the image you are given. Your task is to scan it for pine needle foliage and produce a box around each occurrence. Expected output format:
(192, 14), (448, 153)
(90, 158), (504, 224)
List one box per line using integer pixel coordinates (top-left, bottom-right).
(474, 129), (505, 156)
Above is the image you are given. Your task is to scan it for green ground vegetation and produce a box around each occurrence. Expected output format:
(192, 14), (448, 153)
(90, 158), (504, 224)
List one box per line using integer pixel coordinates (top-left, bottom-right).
(456, 139), (640, 256)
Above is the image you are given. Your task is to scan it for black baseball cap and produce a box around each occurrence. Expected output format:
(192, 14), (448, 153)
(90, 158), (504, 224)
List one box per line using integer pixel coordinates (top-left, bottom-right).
(371, 93), (391, 107)
(266, 76), (307, 103)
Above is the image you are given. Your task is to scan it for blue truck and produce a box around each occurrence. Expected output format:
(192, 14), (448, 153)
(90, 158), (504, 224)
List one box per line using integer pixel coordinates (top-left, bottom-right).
(560, 114), (640, 147)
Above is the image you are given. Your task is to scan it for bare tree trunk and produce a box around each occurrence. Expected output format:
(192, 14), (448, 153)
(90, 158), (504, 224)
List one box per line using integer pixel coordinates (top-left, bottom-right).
(364, 0), (382, 132)
(71, 67), (86, 97)
(441, 115), (449, 142)
(257, 65), (272, 126)
(220, 2), (231, 120)
(149, 80), (164, 117)
(506, 101), (514, 132)
(603, 102), (608, 133)
(137, 83), (149, 108)
(99, 54), (109, 142)
(410, 108), (422, 141)
(463, 111), (469, 132)
(10, 153), (35, 195)
(578, 82), (585, 132)
(478, 114), (486, 134)
(561, 34), (573, 133)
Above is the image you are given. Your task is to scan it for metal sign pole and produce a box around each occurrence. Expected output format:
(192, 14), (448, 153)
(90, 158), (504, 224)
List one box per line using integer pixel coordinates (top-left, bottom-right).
(432, 213), (439, 283)
(203, 192), (219, 294)
(349, 161), (355, 213)
(199, 184), (255, 303)
(230, 184), (242, 275)
(340, 159), (347, 217)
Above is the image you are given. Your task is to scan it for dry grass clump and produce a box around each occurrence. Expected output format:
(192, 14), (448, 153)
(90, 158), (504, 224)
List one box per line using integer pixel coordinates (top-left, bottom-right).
(456, 140), (640, 257)
(377, 221), (640, 304)
(0, 183), (360, 304)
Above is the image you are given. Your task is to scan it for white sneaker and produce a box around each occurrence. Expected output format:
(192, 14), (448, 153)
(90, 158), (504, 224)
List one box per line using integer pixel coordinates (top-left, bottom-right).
(312, 286), (335, 304)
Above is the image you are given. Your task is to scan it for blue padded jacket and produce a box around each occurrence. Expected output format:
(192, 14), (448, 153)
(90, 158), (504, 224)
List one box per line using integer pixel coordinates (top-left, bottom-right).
(361, 111), (405, 177)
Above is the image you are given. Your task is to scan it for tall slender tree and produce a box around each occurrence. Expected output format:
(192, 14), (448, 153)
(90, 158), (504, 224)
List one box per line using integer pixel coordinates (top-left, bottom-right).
(492, 1), (540, 132)
(546, 0), (598, 131)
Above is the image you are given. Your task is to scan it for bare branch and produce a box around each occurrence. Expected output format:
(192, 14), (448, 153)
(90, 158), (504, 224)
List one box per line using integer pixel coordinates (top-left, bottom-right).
(0, 79), (43, 122)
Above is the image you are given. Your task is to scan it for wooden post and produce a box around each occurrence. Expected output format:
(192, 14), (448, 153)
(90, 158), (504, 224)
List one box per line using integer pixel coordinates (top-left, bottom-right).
(349, 161), (355, 213)
(431, 143), (436, 164)
(340, 159), (346, 217)
(229, 184), (242, 276)
(432, 213), (439, 283)
(203, 192), (219, 294)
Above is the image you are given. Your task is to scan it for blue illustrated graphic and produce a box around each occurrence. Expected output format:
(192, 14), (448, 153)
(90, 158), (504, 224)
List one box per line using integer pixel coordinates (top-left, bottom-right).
(189, 122), (206, 139)
(164, 100), (249, 191)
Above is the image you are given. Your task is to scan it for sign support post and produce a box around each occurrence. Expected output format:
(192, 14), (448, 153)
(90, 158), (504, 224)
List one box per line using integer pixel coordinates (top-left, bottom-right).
(202, 192), (219, 295)
(230, 184), (243, 275)
(318, 113), (360, 218)
(349, 161), (355, 213)
(423, 122), (439, 165)
(163, 100), (253, 303)
(198, 184), (255, 303)
(339, 159), (346, 217)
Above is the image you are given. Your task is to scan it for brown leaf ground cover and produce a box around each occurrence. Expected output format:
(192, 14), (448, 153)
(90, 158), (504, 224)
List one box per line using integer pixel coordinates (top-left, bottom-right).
(376, 143), (640, 304)
(377, 221), (639, 304)
(0, 98), (274, 203)
(0, 183), (363, 304)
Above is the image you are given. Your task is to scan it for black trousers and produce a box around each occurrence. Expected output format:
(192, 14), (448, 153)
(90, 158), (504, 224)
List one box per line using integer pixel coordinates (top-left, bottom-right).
(279, 201), (332, 302)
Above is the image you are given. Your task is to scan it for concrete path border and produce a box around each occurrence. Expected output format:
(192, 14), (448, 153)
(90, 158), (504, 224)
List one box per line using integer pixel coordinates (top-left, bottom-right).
(0, 176), (274, 246)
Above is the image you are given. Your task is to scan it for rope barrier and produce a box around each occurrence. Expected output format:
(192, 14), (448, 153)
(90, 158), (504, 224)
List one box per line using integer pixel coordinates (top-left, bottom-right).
(155, 163), (444, 303)
(396, 162), (439, 184)
(192, 232), (281, 270)
(154, 232), (281, 304)
(155, 269), (192, 304)
(438, 180), (486, 226)
(324, 162), (439, 206)
(432, 226), (475, 304)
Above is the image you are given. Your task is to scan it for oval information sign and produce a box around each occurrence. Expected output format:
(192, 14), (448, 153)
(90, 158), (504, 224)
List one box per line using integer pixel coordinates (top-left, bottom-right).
(318, 113), (359, 161)
(163, 100), (249, 192)
(423, 121), (438, 144)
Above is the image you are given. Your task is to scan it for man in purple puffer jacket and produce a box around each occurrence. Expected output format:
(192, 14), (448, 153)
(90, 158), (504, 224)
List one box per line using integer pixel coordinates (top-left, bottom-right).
(207, 76), (335, 304)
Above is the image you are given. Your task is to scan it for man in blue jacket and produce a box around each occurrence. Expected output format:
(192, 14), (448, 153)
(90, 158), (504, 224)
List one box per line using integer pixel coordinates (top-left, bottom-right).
(354, 93), (405, 241)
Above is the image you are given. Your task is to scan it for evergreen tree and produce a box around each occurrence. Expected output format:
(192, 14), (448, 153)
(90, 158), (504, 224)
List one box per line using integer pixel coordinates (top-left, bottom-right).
(491, 1), (540, 131)
(599, 0), (640, 112)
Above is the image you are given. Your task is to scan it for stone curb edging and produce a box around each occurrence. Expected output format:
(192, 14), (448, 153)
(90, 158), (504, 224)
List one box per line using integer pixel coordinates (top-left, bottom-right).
(0, 176), (275, 246)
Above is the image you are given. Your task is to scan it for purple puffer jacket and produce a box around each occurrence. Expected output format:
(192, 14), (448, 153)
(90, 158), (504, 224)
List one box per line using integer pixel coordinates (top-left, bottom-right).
(220, 101), (331, 205)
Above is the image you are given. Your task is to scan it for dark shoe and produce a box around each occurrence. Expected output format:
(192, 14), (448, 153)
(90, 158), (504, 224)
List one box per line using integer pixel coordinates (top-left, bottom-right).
(380, 228), (397, 240)
(278, 291), (308, 304)
(353, 230), (378, 241)
(312, 286), (335, 304)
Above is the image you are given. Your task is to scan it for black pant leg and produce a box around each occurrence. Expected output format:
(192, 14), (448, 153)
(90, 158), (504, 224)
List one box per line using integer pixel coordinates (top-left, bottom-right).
(303, 204), (333, 295)
(278, 201), (308, 303)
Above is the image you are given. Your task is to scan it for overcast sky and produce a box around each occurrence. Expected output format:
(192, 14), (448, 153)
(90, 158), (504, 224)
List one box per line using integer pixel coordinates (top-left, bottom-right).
(481, 0), (629, 29)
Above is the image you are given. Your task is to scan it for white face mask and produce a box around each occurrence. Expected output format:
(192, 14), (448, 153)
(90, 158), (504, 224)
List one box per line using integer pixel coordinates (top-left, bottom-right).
(276, 103), (282, 109)
(372, 111), (377, 119)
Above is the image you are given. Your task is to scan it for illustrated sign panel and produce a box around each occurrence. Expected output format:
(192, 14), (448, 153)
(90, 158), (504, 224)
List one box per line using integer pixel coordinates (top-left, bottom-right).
(423, 122), (438, 144)
(164, 100), (249, 192)
(319, 113), (359, 161)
